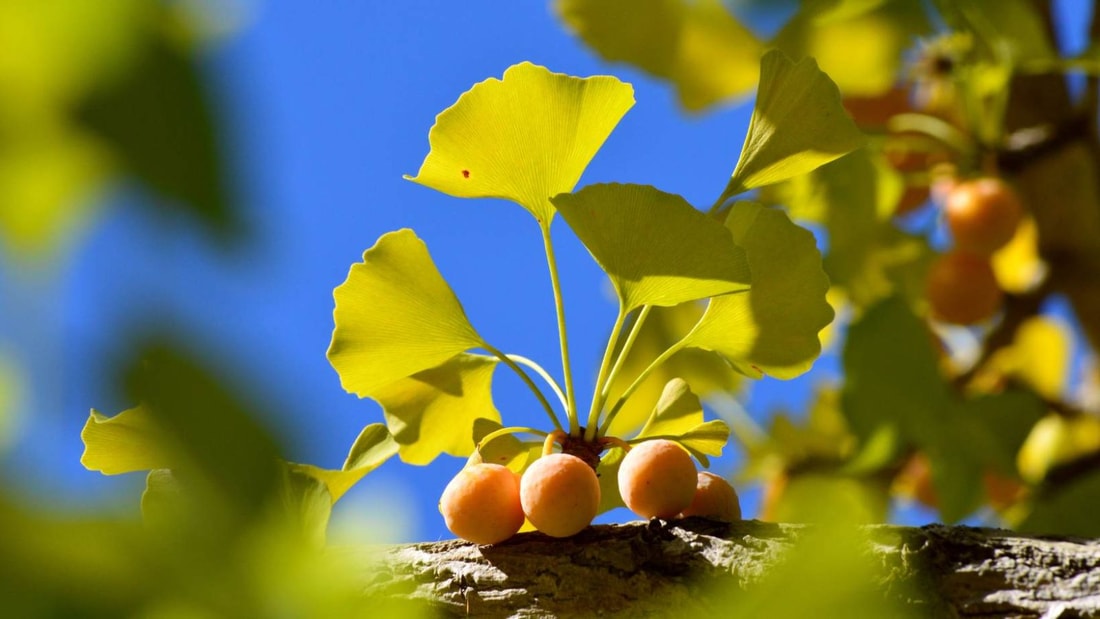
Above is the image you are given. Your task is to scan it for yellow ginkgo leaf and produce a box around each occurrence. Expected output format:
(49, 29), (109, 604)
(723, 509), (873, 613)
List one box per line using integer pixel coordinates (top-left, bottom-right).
(373, 353), (502, 465)
(723, 50), (865, 198)
(328, 229), (486, 398)
(291, 424), (399, 503)
(80, 405), (177, 475)
(405, 61), (634, 224)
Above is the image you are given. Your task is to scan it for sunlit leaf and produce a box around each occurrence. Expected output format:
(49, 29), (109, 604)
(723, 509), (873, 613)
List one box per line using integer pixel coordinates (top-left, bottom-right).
(596, 446), (627, 514)
(328, 229), (486, 397)
(81, 405), (177, 474)
(679, 201), (833, 379)
(670, 419), (730, 468)
(405, 62), (634, 223)
(553, 183), (751, 311)
(291, 423), (399, 503)
(992, 217), (1046, 294)
(723, 50), (865, 198)
(604, 303), (743, 438)
(556, 0), (762, 111)
(1018, 414), (1100, 484)
(469, 419), (541, 473)
(372, 353), (501, 465)
(635, 378), (703, 439)
(986, 316), (1071, 401)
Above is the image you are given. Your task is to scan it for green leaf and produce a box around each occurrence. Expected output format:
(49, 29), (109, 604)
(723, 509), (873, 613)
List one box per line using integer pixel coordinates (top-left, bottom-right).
(1020, 468), (1100, 537)
(635, 378), (703, 439)
(405, 62), (634, 223)
(724, 50), (865, 198)
(291, 423), (399, 503)
(679, 201), (833, 379)
(552, 183), (751, 311)
(470, 419), (541, 472)
(371, 353), (502, 465)
(328, 229), (486, 398)
(595, 446), (627, 514)
(278, 467), (334, 547)
(671, 420), (730, 468)
(77, 33), (237, 236)
(604, 303), (742, 438)
(81, 405), (177, 474)
(555, 0), (762, 111)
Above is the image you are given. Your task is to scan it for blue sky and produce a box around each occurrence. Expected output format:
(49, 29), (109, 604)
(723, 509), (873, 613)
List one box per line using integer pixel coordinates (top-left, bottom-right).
(13, 0), (1071, 540)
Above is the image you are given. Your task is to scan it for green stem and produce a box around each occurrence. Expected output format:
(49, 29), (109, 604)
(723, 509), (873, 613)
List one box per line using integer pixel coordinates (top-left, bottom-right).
(598, 339), (685, 437)
(540, 223), (580, 436)
(507, 354), (568, 412)
(584, 307), (629, 442)
(484, 343), (564, 433)
(600, 305), (652, 400)
(477, 425), (550, 449)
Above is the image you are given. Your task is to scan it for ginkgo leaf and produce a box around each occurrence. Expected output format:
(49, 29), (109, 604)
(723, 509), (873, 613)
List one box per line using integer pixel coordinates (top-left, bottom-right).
(372, 353), (502, 465)
(556, 0), (762, 111)
(680, 202), (833, 379)
(552, 183), (751, 311)
(469, 419), (541, 472)
(635, 378), (704, 439)
(405, 61), (634, 224)
(596, 447), (627, 514)
(328, 229), (486, 398)
(81, 405), (177, 474)
(631, 419), (730, 468)
(291, 423), (399, 503)
(723, 50), (865, 199)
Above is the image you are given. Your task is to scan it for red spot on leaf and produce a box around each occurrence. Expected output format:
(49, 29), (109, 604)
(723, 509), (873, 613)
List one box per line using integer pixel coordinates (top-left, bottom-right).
(461, 169), (470, 179)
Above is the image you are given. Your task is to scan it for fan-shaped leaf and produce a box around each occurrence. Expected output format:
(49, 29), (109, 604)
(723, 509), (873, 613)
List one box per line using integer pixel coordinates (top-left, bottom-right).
(556, 0), (761, 111)
(81, 405), (176, 474)
(372, 353), (502, 465)
(405, 62), (634, 223)
(552, 183), (750, 311)
(724, 50), (864, 198)
(680, 202), (833, 379)
(328, 229), (485, 397)
(635, 377), (704, 439)
(291, 423), (399, 503)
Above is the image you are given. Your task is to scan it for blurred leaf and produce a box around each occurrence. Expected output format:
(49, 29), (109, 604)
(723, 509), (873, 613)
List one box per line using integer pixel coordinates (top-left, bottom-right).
(842, 296), (948, 443)
(605, 303), (743, 437)
(768, 473), (888, 524)
(984, 316), (1071, 401)
(77, 33), (236, 235)
(680, 201), (834, 379)
(0, 128), (111, 258)
(405, 61), (634, 223)
(552, 183), (751, 311)
(943, 0), (1055, 62)
(772, 0), (929, 96)
(328, 229), (486, 398)
(291, 423), (399, 503)
(1020, 467), (1100, 537)
(121, 341), (286, 522)
(1018, 414), (1100, 484)
(81, 405), (177, 474)
(0, 354), (23, 452)
(992, 217), (1046, 294)
(279, 467), (334, 547)
(372, 353), (502, 465)
(723, 50), (865, 198)
(555, 0), (762, 111)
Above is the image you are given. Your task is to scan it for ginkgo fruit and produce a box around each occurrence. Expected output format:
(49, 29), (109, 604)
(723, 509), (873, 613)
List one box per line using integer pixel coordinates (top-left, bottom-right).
(520, 453), (600, 538)
(925, 251), (1003, 324)
(618, 439), (697, 519)
(944, 177), (1024, 255)
(439, 463), (524, 545)
(680, 472), (741, 522)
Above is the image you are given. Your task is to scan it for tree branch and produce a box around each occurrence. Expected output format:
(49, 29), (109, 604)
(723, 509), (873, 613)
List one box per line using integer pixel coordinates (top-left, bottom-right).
(344, 520), (1100, 617)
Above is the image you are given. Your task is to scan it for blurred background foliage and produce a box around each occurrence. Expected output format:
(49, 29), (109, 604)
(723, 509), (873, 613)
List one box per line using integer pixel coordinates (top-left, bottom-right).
(3, 0), (1100, 616)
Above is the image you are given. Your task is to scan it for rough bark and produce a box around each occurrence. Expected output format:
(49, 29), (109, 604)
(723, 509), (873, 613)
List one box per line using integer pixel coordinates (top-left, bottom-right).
(345, 519), (1100, 618)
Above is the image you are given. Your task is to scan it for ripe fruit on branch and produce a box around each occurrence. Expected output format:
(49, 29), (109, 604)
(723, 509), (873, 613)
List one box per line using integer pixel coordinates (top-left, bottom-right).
(944, 177), (1024, 255)
(925, 250), (1003, 324)
(680, 472), (742, 522)
(618, 439), (697, 519)
(520, 453), (600, 538)
(439, 463), (524, 545)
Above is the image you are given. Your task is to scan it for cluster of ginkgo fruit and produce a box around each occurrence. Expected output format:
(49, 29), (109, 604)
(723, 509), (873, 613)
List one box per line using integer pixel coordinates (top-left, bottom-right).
(439, 436), (741, 545)
(924, 176), (1025, 325)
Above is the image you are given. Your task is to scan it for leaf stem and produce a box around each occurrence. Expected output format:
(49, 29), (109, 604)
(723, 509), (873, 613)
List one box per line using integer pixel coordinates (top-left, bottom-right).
(540, 223), (580, 436)
(598, 339), (686, 436)
(477, 425), (550, 448)
(507, 354), (568, 413)
(584, 307), (628, 442)
(600, 306), (652, 401)
(484, 343), (564, 433)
